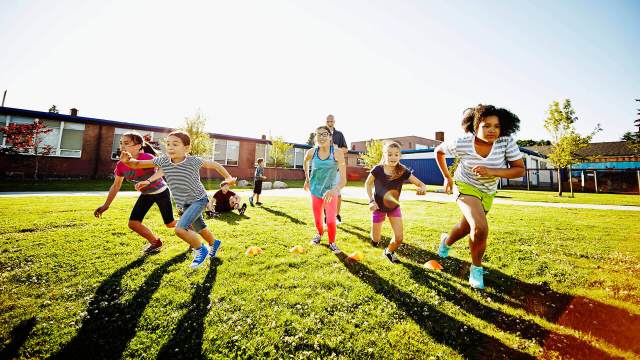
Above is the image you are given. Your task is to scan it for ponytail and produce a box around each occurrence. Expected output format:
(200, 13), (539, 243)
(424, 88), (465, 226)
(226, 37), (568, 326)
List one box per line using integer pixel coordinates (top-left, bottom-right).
(121, 131), (157, 156)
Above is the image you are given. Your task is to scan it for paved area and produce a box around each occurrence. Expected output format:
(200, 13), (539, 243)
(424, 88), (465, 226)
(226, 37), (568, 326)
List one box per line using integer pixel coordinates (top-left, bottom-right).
(2, 188), (639, 211)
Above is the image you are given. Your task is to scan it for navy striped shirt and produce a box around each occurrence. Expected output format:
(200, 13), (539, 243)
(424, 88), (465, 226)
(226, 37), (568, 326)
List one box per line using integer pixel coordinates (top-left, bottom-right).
(443, 135), (523, 194)
(152, 155), (208, 208)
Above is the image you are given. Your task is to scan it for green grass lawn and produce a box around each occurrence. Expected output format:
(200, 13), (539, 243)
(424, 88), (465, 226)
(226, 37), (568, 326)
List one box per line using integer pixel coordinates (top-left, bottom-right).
(1, 196), (639, 359)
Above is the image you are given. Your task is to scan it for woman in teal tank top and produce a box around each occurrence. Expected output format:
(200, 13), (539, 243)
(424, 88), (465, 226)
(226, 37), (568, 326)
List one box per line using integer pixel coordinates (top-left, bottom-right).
(303, 125), (347, 254)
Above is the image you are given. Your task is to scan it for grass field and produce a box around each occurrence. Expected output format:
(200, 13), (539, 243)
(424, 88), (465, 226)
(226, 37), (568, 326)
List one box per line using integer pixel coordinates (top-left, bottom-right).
(1, 195), (639, 359)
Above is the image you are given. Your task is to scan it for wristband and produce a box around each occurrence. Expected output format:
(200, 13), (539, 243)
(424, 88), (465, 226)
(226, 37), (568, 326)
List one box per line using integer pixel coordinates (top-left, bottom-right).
(369, 199), (375, 204)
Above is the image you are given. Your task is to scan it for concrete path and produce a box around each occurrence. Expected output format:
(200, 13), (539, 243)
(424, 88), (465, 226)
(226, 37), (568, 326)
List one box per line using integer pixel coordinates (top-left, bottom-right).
(2, 188), (639, 211)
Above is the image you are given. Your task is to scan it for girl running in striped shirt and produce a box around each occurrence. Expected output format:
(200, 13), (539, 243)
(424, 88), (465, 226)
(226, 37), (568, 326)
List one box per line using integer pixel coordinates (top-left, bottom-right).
(435, 104), (525, 289)
(121, 130), (236, 269)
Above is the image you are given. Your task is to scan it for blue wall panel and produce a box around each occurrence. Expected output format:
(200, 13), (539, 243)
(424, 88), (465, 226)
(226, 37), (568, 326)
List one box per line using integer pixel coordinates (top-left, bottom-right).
(401, 158), (454, 185)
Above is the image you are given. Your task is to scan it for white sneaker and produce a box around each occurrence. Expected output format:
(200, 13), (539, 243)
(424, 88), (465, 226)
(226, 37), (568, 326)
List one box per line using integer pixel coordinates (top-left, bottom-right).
(310, 234), (322, 245)
(329, 243), (341, 254)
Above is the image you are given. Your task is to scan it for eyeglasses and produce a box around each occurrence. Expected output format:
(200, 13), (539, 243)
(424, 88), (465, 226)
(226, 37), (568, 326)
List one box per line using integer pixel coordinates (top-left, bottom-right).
(317, 132), (330, 138)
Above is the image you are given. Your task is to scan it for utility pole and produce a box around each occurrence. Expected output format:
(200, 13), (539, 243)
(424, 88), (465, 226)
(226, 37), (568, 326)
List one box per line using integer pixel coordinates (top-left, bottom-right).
(1, 90), (6, 107)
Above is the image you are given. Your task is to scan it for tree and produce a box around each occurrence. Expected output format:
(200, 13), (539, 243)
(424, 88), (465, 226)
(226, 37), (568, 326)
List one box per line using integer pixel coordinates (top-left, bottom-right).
(48, 105), (59, 113)
(359, 139), (383, 170)
(306, 132), (315, 146)
(516, 139), (551, 147)
(0, 118), (54, 179)
(179, 110), (212, 157)
(268, 137), (293, 181)
(544, 99), (601, 197)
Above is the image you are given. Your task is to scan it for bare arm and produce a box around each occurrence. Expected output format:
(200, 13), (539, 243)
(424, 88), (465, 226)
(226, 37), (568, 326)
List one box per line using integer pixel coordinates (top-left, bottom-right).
(408, 174), (427, 195)
(135, 169), (164, 191)
(334, 148), (347, 190)
(119, 151), (156, 168)
(201, 159), (236, 183)
(435, 144), (454, 194)
(473, 159), (526, 179)
(303, 148), (314, 191)
(94, 176), (124, 217)
(365, 173), (379, 211)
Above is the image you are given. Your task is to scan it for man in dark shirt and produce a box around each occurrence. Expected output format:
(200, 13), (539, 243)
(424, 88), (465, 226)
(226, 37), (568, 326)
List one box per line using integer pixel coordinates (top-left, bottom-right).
(326, 114), (348, 224)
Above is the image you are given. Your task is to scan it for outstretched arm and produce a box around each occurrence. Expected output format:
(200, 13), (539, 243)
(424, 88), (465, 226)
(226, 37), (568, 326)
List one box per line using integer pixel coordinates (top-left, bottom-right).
(94, 176), (124, 217)
(135, 169), (164, 191)
(119, 151), (156, 168)
(202, 159), (236, 184)
(408, 174), (427, 195)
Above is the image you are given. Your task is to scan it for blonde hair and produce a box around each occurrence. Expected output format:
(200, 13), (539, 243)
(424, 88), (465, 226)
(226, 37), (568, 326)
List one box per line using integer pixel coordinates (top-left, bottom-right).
(380, 141), (405, 180)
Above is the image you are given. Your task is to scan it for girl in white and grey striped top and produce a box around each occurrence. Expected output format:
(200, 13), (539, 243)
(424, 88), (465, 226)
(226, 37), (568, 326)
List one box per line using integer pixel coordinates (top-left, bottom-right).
(121, 131), (236, 269)
(435, 104), (526, 290)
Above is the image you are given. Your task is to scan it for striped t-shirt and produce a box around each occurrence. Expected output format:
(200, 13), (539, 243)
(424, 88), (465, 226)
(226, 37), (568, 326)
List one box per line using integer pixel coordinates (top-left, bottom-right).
(152, 155), (208, 208)
(443, 135), (523, 194)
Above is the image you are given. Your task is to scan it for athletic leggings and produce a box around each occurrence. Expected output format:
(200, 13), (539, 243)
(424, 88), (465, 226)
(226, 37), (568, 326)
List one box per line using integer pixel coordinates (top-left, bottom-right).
(311, 194), (337, 244)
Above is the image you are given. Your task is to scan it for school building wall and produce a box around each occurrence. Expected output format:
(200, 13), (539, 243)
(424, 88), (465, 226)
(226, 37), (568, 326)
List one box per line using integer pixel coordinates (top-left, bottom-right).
(0, 107), (367, 181)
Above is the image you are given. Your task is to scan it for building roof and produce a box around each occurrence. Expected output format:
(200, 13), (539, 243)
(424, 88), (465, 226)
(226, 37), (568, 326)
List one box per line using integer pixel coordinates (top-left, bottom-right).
(0, 106), (341, 151)
(526, 141), (639, 157)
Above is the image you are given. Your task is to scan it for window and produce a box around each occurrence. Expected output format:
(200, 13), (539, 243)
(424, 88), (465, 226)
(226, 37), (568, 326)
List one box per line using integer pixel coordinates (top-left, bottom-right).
(111, 128), (157, 159)
(255, 143), (267, 163)
(294, 148), (305, 169)
(2, 116), (84, 158)
(213, 139), (239, 165)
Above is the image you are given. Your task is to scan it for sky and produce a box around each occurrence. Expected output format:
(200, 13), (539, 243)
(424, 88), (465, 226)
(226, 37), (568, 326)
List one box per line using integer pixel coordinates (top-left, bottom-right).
(1, 0), (639, 146)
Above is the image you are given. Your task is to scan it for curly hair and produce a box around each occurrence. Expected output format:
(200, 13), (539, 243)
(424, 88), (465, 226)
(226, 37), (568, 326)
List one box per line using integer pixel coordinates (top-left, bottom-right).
(461, 104), (521, 137)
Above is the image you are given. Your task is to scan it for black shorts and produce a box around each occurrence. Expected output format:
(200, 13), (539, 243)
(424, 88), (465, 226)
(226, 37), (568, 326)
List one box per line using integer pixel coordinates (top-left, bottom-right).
(253, 180), (263, 195)
(129, 188), (175, 224)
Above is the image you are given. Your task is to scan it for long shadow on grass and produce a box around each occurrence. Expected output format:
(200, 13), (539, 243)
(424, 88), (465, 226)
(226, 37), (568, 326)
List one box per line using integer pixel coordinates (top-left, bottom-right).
(213, 212), (249, 225)
(342, 223), (640, 356)
(328, 247), (533, 359)
(157, 258), (222, 360)
(0, 317), (36, 359)
(401, 262), (619, 359)
(53, 252), (188, 360)
(260, 206), (306, 225)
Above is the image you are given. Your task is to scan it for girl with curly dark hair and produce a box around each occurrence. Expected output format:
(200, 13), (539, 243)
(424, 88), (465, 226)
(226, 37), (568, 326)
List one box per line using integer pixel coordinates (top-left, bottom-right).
(434, 104), (526, 289)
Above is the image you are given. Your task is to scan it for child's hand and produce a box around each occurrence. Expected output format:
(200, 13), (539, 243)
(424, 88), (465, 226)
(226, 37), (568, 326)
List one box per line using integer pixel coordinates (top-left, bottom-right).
(119, 150), (132, 162)
(94, 204), (108, 218)
(368, 201), (379, 212)
(261, 176), (267, 180)
(416, 185), (427, 195)
(135, 180), (150, 191)
(443, 177), (453, 194)
(472, 166), (492, 177)
(303, 179), (310, 192)
(323, 188), (339, 203)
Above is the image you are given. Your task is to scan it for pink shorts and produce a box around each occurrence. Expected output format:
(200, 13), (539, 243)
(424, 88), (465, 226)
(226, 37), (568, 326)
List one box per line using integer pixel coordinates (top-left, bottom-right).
(372, 207), (402, 223)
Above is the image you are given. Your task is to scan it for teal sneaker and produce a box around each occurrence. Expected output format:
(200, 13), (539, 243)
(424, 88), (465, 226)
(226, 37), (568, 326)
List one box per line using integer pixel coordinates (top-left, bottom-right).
(469, 265), (485, 289)
(438, 233), (451, 258)
(211, 239), (222, 257)
(190, 245), (209, 269)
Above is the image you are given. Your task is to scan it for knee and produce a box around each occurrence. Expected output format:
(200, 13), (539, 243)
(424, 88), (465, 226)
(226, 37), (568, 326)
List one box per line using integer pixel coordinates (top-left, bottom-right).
(175, 227), (188, 237)
(128, 221), (140, 231)
(471, 224), (488, 241)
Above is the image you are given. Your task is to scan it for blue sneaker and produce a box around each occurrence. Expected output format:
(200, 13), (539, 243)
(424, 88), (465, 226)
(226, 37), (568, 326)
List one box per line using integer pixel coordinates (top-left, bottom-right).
(469, 265), (485, 289)
(211, 239), (222, 257)
(190, 245), (209, 269)
(438, 233), (451, 258)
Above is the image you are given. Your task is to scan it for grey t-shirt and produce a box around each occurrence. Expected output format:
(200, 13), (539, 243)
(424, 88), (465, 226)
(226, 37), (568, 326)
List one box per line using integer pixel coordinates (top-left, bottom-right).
(152, 155), (208, 208)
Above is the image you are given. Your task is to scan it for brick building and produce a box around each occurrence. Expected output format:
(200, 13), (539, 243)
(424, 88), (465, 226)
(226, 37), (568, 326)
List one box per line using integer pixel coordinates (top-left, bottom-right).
(0, 107), (367, 181)
(351, 132), (444, 152)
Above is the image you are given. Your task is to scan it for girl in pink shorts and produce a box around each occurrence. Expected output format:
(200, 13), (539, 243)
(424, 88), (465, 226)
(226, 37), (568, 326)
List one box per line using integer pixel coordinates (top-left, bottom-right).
(365, 141), (427, 263)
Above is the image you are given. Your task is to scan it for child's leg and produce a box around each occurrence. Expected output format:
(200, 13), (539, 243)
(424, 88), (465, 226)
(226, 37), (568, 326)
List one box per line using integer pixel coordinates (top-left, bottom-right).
(175, 198), (209, 249)
(129, 194), (160, 244)
(446, 215), (471, 246)
(371, 210), (385, 244)
(324, 195), (338, 244)
(456, 195), (489, 266)
(255, 194), (260, 202)
(199, 228), (215, 246)
(387, 215), (404, 253)
(311, 195), (325, 236)
(155, 188), (177, 228)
